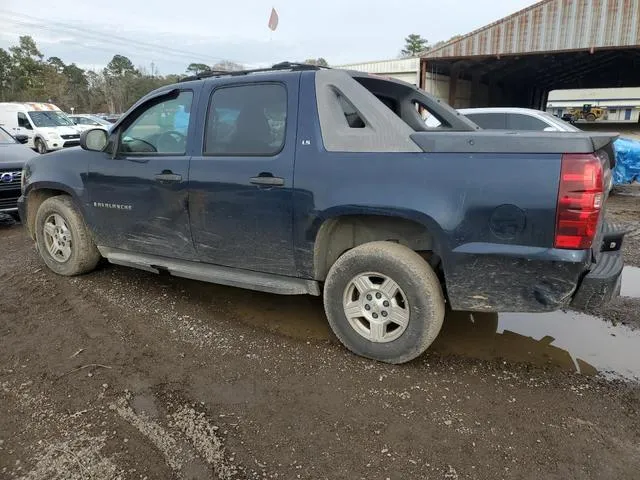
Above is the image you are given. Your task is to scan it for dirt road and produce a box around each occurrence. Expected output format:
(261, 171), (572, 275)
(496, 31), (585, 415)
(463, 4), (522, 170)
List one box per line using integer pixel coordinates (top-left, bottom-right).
(2, 194), (640, 479)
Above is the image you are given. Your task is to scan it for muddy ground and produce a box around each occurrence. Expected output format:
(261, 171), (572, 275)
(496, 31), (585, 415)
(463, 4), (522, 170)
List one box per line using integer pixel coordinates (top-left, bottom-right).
(1, 192), (640, 479)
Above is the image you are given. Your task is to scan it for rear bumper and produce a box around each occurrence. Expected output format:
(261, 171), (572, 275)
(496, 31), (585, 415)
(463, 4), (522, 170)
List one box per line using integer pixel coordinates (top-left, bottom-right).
(445, 245), (590, 312)
(570, 222), (626, 310)
(445, 222), (625, 313)
(570, 249), (623, 310)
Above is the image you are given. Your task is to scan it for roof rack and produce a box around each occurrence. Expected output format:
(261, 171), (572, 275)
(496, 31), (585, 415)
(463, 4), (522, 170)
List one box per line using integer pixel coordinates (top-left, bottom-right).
(179, 61), (330, 82)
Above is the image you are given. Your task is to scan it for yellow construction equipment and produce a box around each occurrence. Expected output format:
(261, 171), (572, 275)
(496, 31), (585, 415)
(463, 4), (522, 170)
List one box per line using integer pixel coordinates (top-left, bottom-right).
(568, 104), (606, 122)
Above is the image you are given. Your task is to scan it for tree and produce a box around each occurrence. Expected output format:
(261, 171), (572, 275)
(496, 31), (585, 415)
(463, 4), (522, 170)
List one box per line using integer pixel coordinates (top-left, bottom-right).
(0, 48), (11, 101)
(9, 36), (45, 97)
(186, 63), (211, 75)
(212, 60), (244, 72)
(0, 36), (190, 113)
(431, 34), (462, 50)
(63, 64), (89, 110)
(104, 55), (138, 113)
(304, 58), (328, 67)
(47, 56), (66, 73)
(401, 34), (429, 57)
(105, 54), (136, 77)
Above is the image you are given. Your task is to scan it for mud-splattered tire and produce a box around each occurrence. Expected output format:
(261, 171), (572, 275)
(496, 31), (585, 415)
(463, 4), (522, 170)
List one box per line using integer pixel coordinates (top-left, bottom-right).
(585, 113), (597, 122)
(34, 195), (101, 276)
(323, 241), (445, 364)
(35, 138), (47, 154)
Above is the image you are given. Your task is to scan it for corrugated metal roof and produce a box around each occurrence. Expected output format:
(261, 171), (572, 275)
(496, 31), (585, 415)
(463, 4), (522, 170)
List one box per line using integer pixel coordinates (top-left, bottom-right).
(334, 58), (420, 73)
(423, 0), (640, 59)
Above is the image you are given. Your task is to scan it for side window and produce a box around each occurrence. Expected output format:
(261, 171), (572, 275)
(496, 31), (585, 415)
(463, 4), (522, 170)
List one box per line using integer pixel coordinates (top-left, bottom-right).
(120, 91), (193, 155)
(337, 93), (365, 128)
(507, 114), (550, 131)
(465, 113), (507, 130)
(413, 101), (451, 129)
(17, 112), (32, 130)
(205, 84), (286, 156)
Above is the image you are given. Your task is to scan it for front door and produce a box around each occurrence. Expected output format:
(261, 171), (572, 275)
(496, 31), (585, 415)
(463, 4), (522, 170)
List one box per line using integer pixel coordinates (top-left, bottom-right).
(189, 79), (298, 276)
(85, 89), (198, 260)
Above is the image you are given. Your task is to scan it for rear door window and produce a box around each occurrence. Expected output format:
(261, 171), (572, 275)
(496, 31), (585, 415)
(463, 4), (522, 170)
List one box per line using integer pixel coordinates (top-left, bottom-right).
(506, 114), (550, 131)
(204, 83), (287, 156)
(464, 113), (507, 130)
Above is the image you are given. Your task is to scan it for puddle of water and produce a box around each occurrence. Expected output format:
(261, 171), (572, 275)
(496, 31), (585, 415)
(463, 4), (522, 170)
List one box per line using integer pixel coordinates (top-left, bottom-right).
(433, 310), (640, 381)
(233, 292), (330, 341)
(227, 291), (640, 382)
(621, 266), (640, 298)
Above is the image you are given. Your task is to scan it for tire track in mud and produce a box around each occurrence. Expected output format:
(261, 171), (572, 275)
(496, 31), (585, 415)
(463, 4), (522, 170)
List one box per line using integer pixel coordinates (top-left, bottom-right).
(112, 394), (241, 479)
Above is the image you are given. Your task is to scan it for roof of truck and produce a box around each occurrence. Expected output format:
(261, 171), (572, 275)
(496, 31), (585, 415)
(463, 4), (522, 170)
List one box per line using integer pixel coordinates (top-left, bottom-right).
(0, 102), (62, 111)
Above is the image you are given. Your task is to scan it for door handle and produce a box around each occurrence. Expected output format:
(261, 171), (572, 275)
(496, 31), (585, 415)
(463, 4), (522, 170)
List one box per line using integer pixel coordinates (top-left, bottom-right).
(155, 172), (182, 183)
(249, 175), (285, 187)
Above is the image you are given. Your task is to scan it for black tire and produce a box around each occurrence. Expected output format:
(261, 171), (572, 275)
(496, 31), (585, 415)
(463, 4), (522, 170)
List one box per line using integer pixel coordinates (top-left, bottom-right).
(586, 113), (596, 122)
(35, 138), (47, 154)
(34, 195), (101, 276)
(323, 241), (445, 364)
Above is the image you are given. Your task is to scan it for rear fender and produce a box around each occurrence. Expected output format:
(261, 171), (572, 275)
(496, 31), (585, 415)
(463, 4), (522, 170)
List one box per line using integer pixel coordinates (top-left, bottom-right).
(309, 206), (447, 280)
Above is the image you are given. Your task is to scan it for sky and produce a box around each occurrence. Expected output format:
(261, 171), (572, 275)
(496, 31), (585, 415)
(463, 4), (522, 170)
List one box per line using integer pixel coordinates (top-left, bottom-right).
(0, 0), (540, 75)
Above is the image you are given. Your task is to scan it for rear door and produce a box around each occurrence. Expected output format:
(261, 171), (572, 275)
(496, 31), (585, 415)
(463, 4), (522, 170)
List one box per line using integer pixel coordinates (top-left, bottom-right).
(188, 77), (298, 276)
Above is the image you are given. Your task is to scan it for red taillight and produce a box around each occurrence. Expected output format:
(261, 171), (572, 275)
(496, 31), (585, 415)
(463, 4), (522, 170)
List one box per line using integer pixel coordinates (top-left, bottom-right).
(555, 153), (604, 250)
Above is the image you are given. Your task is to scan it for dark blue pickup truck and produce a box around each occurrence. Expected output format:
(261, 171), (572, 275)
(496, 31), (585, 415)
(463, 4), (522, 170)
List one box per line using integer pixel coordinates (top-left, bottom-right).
(18, 63), (625, 364)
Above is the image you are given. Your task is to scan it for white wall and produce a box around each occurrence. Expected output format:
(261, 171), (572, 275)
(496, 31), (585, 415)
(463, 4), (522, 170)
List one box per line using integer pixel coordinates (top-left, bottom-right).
(546, 105), (640, 123)
(335, 58), (421, 85)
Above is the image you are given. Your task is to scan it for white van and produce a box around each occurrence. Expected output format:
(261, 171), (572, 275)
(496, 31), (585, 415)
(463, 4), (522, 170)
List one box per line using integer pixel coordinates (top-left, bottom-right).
(0, 103), (82, 154)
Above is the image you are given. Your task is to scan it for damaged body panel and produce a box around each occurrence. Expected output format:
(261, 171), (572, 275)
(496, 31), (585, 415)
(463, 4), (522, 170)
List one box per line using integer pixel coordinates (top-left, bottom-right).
(18, 66), (624, 318)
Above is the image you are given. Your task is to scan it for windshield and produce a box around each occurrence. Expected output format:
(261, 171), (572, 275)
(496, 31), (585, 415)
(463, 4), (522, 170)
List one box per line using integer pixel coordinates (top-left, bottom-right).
(0, 126), (17, 144)
(28, 111), (75, 127)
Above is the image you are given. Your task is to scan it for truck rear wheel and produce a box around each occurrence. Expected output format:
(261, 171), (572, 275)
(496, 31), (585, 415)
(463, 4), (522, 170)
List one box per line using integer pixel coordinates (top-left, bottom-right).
(323, 241), (445, 364)
(586, 113), (597, 122)
(34, 196), (101, 276)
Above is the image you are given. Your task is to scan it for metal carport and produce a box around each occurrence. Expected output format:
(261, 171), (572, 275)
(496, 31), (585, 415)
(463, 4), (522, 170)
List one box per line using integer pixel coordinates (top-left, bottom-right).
(420, 0), (640, 109)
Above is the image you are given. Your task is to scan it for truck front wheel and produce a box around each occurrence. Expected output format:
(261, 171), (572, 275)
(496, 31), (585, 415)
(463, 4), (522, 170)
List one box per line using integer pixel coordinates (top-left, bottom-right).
(323, 241), (445, 364)
(34, 196), (101, 276)
(35, 138), (47, 154)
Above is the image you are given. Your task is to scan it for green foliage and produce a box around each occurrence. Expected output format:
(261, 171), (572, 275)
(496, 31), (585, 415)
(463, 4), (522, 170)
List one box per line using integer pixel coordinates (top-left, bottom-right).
(186, 63), (211, 74)
(401, 34), (429, 57)
(304, 58), (329, 67)
(0, 36), (240, 114)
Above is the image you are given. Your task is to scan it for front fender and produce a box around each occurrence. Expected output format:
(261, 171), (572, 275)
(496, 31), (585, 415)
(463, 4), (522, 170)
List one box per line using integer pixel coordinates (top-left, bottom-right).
(21, 149), (91, 227)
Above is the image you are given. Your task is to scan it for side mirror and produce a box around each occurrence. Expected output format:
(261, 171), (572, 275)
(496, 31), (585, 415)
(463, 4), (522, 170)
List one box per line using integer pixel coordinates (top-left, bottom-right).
(543, 126), (559, 132)
(14, 134), (29, 144)
(80, 128), (108, 151)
